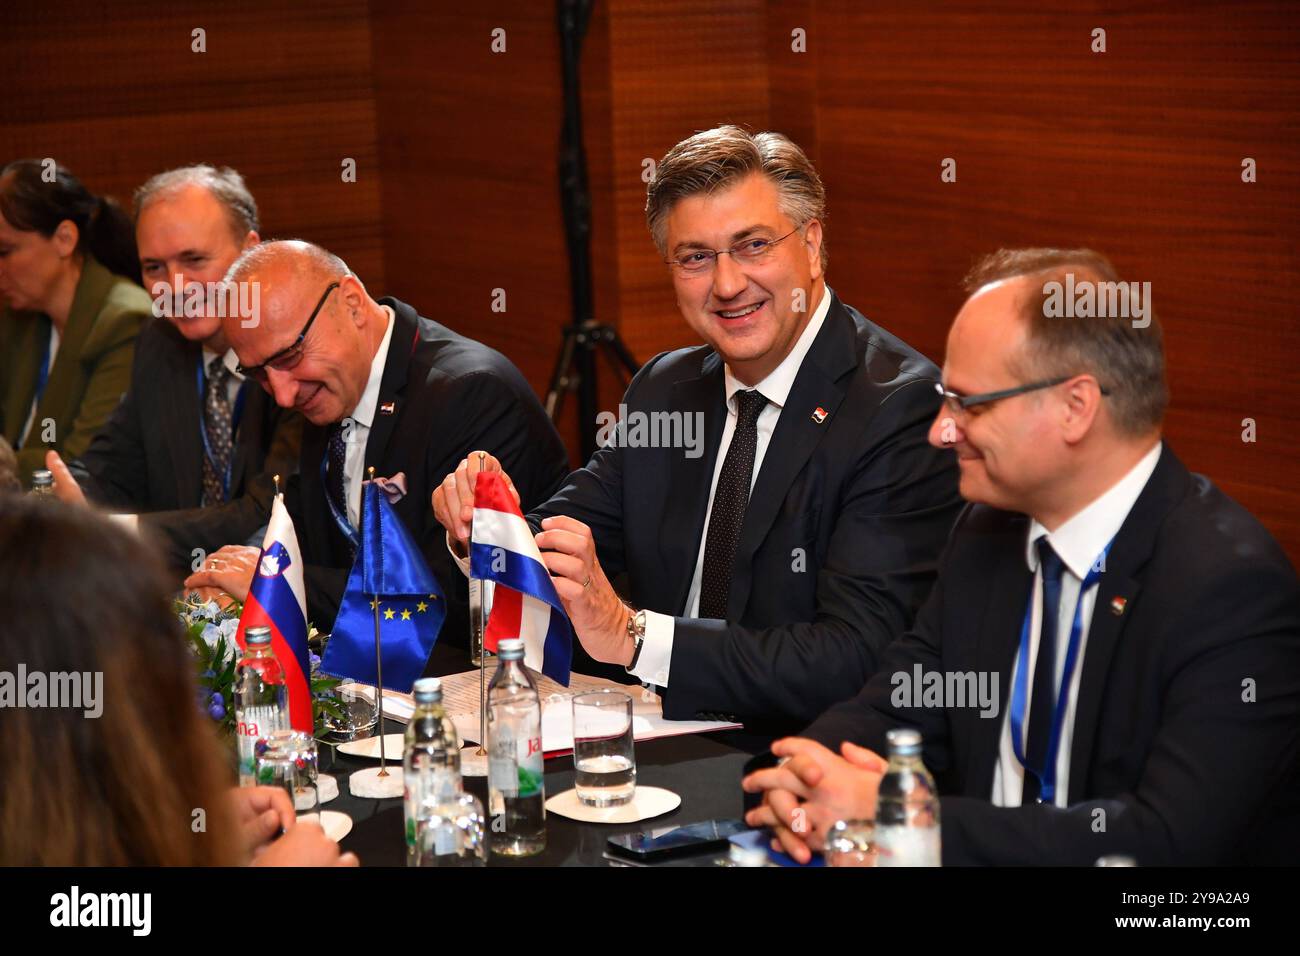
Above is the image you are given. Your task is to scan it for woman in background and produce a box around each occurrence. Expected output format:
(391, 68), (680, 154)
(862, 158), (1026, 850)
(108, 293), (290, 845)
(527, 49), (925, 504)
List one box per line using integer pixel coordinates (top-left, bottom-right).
(0, 160), (150, 486)
(0, 497), (356, 866)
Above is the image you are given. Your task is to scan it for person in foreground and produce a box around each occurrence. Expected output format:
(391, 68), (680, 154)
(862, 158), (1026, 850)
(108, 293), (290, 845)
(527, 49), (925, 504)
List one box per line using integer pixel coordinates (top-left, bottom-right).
(434, 126), (961, 734)
(0, 496), (356, 866)
(743, 248), (1300, 865)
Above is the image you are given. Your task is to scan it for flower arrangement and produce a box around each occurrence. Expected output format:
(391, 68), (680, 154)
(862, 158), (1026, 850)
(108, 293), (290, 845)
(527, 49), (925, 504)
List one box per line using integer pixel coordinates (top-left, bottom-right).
(176, 592), (345, 740)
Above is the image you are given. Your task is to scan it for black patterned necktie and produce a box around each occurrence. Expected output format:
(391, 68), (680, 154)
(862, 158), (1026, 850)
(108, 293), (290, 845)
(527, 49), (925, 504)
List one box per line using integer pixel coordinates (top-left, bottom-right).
(1024, 537), (1066, 804)
(200, 356), (234, 507)
(698, 389), (769, 619)
(326, 421), (349, 527)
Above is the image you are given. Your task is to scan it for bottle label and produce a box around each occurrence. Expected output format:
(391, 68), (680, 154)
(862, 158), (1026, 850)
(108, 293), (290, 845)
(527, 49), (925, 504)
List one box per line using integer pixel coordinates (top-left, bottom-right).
(489, 727), (519, 796)
(516, 735), (543, 798)
(234, 704), (286, 781)
(875, 825), (941, 867)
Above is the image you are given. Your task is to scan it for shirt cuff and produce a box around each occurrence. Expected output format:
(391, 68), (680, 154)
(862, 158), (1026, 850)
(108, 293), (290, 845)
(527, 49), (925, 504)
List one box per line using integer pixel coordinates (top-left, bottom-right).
(629, 609), (674, 687)
(447, 533), (471, 577)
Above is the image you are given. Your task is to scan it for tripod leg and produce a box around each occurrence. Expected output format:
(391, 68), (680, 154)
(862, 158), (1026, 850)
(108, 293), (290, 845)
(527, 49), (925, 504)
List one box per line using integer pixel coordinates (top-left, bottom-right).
(545, 327), (579, 421)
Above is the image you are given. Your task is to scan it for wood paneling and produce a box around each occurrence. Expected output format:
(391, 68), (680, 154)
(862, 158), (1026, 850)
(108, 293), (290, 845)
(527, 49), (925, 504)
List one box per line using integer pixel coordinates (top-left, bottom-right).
(0, 1), (384, 289)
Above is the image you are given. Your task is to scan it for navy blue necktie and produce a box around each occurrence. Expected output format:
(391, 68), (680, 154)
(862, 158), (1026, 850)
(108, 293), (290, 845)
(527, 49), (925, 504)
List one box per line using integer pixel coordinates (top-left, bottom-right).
(326, 422), (349, 525)
(1024, 537), (1065, 804)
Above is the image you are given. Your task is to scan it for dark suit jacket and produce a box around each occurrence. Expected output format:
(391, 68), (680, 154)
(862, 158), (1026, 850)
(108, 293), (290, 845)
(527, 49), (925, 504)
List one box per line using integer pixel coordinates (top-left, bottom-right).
(531, 291), (962, 734)
(0, 256), (149, 483)
(68, 318), (303, 573)
(802, 445), (1300, 865)
(289, 297), (570, 643)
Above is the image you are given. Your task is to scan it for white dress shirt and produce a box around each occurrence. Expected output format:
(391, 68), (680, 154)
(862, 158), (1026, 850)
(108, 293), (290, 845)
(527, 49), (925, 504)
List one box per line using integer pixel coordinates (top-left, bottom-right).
(338, 306), (395, 529)
(630, 287), (833, 686)
(990, 441), (1163, 808)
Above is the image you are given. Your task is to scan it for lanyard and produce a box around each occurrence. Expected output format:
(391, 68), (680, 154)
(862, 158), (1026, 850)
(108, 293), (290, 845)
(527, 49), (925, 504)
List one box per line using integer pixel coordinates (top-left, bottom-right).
(319, 450), (360, 550)
(1010, 537), (1114, 804)
(34, 327), (52, 404)
(196, 358), (248, 501)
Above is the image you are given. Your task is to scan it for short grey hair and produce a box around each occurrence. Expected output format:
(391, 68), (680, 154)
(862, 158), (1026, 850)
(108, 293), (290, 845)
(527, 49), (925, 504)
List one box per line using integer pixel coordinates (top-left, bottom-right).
(134, 164), (259, 242)
(646, 125), (828, 269)
(964, 248), (1168, 436)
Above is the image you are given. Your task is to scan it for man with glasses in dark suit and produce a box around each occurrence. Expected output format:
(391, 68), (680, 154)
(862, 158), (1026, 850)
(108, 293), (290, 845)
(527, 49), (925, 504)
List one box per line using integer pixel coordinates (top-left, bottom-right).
(184, 239), (570, 643)
(433, 126), (962, 737)
(743, 248), (1300, 865)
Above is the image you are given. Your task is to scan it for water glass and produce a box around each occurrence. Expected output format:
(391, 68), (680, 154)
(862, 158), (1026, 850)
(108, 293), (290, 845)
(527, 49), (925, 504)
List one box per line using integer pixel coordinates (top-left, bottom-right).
(572, 690), (635, 806)
(254, 729), (320, 818)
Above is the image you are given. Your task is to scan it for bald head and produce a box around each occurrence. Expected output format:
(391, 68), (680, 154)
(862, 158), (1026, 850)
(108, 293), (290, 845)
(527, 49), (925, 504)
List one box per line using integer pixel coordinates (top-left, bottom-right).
(222, 240), (390, 425)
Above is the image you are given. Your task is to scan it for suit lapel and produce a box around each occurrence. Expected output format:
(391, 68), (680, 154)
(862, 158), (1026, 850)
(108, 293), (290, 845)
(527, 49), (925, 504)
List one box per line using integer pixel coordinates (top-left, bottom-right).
(363, 300), (417, 477)
(661, 352), (726, 616)
(36, 258), (115, 435)
(965, 515), (1034, 798)
(1066, 445), (1187, 801)
(168, 338), (204, 504)
(726, 295), (857, 619)
(2, 314), (44, 444)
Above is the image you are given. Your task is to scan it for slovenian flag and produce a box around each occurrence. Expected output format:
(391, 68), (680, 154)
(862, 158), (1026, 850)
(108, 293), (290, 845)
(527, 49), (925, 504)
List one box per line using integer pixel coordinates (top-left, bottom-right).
(235, 495), (312, 733)
(471, 471), (573, 686)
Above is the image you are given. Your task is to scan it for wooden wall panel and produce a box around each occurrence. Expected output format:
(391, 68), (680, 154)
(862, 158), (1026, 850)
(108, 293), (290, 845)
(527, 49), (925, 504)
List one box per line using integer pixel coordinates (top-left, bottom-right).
(0, 1), (384, 291)
(786, 0), (1300, 564)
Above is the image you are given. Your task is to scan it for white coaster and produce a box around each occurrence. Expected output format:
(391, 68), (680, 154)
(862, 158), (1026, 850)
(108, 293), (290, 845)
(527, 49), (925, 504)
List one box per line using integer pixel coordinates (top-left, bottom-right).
(337, 733), (405, 760)
(348, 766), (404, 799)
(545, 786), (680, 824)
(459, 745), (489, 777)
(299, 810), (353, 842)
(318, 774), (339, 804)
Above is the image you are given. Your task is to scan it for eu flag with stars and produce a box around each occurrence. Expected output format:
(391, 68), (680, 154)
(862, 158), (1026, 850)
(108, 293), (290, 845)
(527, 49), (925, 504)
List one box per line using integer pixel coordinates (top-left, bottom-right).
(322, 481), (445, 692)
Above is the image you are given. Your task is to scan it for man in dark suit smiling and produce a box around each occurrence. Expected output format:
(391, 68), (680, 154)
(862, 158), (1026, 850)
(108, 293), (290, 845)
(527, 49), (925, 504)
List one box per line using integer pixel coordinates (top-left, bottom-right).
(743, 248), (1300, 865)
(185, 240), (570, 643)
(434, 126), (962, 735)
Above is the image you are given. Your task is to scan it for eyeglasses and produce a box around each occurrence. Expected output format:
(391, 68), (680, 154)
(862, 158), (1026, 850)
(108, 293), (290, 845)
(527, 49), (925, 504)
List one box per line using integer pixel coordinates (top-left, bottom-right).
(237, 281), (340, 383)
(933, 376), (1111, 414)
(665, 226), (803, 275)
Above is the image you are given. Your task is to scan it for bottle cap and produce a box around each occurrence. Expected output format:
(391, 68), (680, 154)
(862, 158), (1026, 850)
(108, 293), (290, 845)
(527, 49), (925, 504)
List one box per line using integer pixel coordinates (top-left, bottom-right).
(886, 727), (922, 756)
(496, 638), (525, 661)
(31, 469), (53, 486)
(245, 625), (272, 646)
(413, 677), (443, 704)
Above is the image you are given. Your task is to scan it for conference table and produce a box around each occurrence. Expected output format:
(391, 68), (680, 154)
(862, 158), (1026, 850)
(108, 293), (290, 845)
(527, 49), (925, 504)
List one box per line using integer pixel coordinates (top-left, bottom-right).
(328, 642), (771, 866)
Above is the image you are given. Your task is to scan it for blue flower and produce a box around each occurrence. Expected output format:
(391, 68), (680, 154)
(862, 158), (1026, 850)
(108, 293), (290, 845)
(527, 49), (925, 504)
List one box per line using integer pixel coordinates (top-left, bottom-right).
(207, 693), (226, 721)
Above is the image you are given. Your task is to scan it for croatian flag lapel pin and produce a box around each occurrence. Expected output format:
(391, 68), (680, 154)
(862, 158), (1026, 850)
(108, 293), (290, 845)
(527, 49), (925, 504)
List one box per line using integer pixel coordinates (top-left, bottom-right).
(379, 400), (396, 415)
(811, 406), (828, 424)
(1109, 596), (1128, 616)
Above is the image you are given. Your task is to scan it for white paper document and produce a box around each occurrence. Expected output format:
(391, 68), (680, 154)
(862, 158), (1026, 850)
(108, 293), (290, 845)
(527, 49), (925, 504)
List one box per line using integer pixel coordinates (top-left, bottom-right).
(370, 668), (741, 752)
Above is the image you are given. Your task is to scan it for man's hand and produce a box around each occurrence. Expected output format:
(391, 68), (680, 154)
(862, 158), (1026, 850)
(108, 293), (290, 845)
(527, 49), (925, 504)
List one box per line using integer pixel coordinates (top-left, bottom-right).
(431, 451), (521, 559)
(250, 819), (359, 867)
(228, 786), (296, 861)
(535, 514), (633, 667)
(183, 545), (260, 602)
(741, 737), (887, 864)
(45, 450), (87, 506)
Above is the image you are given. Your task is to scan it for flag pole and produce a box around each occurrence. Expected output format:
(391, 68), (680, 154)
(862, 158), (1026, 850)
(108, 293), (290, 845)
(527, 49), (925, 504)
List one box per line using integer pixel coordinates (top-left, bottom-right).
(476, 453), (489, 758)
(368, 466), (389, 778)
(273, 473), (281, 498)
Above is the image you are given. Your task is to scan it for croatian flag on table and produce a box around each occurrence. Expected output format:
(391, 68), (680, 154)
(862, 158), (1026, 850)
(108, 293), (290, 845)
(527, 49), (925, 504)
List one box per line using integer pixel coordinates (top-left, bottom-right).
(235, 495), (312, 733)
(471, 471), (573, 686)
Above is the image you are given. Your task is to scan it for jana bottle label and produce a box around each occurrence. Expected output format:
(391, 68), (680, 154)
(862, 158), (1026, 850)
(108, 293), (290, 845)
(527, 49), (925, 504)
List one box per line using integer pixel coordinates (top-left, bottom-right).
(489, 729), (543, 798)
(235, 705), (285, 780)
(875, 825), (941, 866)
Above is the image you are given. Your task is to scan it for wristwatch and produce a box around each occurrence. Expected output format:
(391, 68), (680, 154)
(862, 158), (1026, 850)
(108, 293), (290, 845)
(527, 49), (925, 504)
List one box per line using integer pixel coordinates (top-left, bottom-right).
(624, 606), (646, 673)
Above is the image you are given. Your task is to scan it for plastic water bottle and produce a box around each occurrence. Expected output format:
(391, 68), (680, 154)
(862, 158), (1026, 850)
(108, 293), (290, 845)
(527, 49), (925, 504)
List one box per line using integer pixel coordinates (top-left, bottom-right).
(404, 678), (485, 866)
(487, 638), (546, 856)
(874, 728), (941, 866)
(233, 626), (289, 786)
(30, 470), (54, 496)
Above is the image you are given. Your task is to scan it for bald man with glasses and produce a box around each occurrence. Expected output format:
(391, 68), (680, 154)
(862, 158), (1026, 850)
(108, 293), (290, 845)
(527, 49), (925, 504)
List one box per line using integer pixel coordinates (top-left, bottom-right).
(185, 240), (570, 643)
